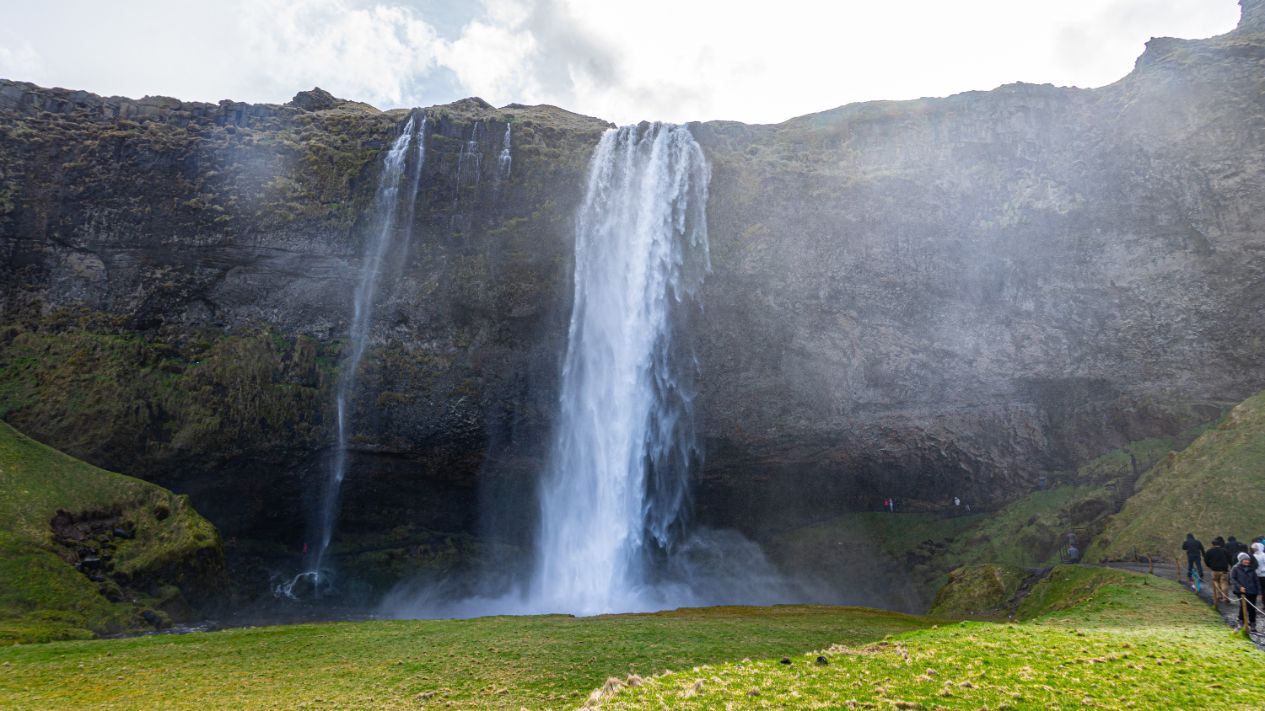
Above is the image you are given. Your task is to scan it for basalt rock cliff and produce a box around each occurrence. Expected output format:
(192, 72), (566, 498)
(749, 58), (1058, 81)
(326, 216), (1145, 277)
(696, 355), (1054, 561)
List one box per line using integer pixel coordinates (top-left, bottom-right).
(1, 4), (1263, 588)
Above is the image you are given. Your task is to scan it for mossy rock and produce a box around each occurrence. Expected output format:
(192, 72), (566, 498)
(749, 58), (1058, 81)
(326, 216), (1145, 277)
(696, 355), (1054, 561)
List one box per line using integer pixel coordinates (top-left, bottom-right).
(930, 563), (1028, 619)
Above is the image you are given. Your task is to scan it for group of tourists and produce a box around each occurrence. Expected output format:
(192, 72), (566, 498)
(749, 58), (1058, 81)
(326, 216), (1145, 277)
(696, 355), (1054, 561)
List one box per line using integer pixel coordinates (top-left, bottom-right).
(1182, 533), (1265, 630)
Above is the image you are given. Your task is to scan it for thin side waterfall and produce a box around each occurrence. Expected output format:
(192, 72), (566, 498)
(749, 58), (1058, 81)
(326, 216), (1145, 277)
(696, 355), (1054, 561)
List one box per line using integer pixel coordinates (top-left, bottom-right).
(529, 123), (711, 615)
(277, 113), (427, 599)
(455, 121), (483, 192)
(495, 124), (512, 186)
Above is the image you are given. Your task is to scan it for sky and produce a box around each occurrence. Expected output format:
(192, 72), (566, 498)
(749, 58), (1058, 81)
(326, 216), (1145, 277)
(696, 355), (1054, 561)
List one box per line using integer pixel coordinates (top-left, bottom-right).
(0, 0), (1242, 125)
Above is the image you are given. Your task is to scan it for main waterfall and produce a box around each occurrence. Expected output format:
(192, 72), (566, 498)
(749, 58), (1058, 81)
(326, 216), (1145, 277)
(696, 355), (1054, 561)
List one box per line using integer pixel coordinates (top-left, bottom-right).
(529, 123), (711, 615)
(380, 122), (803, 619)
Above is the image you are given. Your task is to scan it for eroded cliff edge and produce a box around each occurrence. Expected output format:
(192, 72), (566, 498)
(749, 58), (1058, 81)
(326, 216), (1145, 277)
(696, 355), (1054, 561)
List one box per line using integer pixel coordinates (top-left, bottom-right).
(1, 5), (1263, 587)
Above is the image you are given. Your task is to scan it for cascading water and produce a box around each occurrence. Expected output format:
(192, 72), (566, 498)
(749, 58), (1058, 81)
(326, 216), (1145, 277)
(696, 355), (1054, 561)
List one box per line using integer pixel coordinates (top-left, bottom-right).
(277, 113), (427, 599)
(529, 123), (711, 615)
(380, 122), (807, 620)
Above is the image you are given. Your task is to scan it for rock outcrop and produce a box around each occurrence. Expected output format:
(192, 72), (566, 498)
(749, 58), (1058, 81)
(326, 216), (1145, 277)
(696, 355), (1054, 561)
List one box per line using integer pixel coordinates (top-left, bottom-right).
(1, 8), (1262, 583)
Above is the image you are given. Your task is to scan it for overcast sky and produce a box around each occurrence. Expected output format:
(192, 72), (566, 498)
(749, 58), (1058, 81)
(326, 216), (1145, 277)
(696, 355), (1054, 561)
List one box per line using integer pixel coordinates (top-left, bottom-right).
(0, 0), (1241, 125)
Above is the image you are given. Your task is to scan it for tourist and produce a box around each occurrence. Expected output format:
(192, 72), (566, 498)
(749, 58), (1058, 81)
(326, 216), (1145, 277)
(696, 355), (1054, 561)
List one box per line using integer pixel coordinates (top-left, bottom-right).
(1181, 533), (1205, 581)
(1231, 552), (1260, 629)
(1204, 537), (1232, 604)
(1227, 536), (1248, 557)
(1253, 542), (1265, 610)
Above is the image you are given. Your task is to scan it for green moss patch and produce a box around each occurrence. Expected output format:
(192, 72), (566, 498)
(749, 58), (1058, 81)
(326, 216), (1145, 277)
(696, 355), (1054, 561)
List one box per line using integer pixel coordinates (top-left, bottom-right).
(0, 422), (224, 644)
(0, 320), (331, 478)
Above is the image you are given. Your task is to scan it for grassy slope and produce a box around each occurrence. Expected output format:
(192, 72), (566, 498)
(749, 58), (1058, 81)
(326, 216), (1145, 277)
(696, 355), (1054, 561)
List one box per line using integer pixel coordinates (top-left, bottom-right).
(1088, 390), (1265, 561)
(0, 605), (925, 710)
(0, 422), (221, 644)
(597, 567), (1265, 709)
(768, 426), (1204, 608)
(768, 484), (1111, 608)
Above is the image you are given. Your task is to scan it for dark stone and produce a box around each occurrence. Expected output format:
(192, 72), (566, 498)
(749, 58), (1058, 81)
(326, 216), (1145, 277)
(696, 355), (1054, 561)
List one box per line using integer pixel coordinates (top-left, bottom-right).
(287, 87), (341, 112)
(815, 656), (829, 666)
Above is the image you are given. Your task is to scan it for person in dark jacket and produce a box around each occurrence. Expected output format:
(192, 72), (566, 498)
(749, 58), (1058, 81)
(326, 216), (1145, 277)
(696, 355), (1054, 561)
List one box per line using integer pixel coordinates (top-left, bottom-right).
(1182, 533), (1205, 581)
(1231, 552), (1260, 629)
(1227, 536), (1248, 557)
(1204, 537), (1233, 604)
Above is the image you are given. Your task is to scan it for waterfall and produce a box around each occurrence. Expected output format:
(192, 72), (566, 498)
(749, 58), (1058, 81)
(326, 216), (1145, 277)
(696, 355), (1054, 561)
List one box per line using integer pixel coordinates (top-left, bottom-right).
(455, 121), (483, 191)
(278, 113), (427, 598)
(495, 124), (512, 186)
(378, 122), (805, 621)
(529, 123), (711, 615)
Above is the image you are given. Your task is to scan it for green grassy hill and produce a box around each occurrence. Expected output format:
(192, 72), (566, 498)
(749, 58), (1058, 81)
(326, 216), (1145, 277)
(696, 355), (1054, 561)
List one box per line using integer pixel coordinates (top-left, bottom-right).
(1088, 390), (1265, 562)
(595, 567), (1265, 710)
(0, 421), (225, 644)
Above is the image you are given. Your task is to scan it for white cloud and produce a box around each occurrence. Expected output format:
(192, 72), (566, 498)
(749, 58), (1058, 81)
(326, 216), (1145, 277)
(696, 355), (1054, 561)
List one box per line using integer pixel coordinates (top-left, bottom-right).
(0, 0), (1243, 123)
(0, 37), (44, 83)
(240, 0), (443, 108)
(437, 18), (541, 104)
(421, 0), (1239, 123)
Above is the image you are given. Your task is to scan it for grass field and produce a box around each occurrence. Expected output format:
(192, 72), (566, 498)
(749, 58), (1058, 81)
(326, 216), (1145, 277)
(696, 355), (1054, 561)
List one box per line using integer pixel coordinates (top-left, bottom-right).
(1, 567), (1258, 709)
(0, 605), (926, 710)
(595, 567), (1265, 710)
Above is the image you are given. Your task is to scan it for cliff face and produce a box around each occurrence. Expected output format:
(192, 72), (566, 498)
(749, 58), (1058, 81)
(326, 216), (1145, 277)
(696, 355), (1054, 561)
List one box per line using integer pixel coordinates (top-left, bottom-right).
(2, 10), (1264, 569)
(0, 86), (608, 552)
(690, 12), (1265, 528)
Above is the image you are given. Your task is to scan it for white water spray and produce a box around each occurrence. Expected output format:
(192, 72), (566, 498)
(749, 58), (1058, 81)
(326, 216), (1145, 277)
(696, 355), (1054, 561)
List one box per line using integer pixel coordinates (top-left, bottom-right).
(278, 113), (427, 599)
(529, 123), (711, 615)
